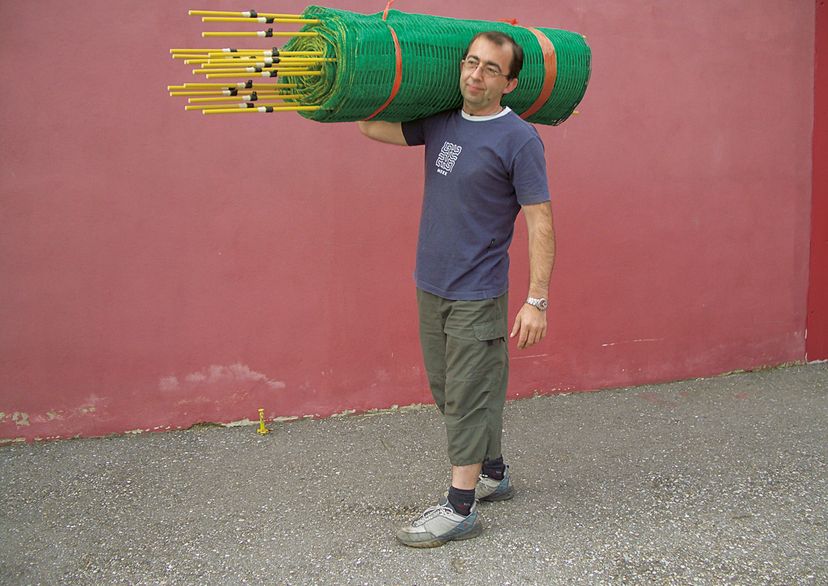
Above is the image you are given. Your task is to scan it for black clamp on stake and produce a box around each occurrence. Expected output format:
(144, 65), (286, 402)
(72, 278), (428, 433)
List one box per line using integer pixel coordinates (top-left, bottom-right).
(272, 48), (280, 57)
(244, 80), (253, 88)
(245, 102), (255, 108)
(264, 28), (273, 37)
(248, 10), (258, 18)
(268, 70), (278, 77)
(229, 88), (239, 96)
(250, 91), (258, 101)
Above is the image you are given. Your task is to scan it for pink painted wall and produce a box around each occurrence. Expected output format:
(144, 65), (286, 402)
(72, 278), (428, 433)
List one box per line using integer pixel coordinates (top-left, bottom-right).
(0, 1), (816, 442)
(807, 0), (827, 360)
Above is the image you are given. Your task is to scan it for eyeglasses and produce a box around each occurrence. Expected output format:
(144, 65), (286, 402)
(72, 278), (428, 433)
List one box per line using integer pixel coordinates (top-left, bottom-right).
(461, 57), (509, 79)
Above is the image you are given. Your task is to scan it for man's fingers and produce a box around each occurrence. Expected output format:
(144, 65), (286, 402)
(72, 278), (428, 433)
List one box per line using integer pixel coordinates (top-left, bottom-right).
(512, 306), (549, 349)
(522, 323), (547, 349)
(524, 328), (536, 349)
(510, 314), (521, 338)
(519, 323), (530, 349)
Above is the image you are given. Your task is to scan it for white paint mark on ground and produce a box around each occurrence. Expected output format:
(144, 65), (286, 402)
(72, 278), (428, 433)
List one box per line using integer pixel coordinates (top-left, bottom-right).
(512, 353), (550, 361)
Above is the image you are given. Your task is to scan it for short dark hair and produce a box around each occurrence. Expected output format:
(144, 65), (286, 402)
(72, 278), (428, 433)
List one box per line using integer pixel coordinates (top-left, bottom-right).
(463, 31), (524, 80)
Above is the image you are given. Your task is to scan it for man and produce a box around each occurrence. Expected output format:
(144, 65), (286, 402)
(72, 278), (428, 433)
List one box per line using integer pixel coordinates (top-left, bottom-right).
(358, 31), (556, 547)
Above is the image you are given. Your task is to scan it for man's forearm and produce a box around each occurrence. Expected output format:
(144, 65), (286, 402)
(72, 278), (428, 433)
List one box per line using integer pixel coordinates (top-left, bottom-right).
(357, 121), (408, 145)
(525, 203), (556, 299)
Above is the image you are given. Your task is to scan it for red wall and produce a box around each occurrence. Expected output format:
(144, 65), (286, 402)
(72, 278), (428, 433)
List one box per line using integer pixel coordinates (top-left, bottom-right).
(808, 0), (828, 360)
(0, 1), (816, 442)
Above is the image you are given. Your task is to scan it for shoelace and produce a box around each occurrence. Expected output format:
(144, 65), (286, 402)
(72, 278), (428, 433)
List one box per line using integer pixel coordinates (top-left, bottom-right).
(417, 501), (455, 521)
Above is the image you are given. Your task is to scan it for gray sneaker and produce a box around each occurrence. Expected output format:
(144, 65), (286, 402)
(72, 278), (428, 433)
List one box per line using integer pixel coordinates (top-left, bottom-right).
(396, 498), (483, 548)
(475, 466), (514, 502)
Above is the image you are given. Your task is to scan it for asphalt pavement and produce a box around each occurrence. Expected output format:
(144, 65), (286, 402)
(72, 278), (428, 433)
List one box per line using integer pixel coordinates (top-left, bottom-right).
(1, 363), (826, 585)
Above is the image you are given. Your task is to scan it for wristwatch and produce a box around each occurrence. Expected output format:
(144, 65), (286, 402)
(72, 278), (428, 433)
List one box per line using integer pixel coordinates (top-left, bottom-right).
(525, 297), (549, 311)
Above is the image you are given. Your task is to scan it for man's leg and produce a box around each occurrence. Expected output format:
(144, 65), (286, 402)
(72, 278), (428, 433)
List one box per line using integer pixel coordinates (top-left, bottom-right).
(475, 292), (514, 502)
(442, 295), (507, 456)
(398, 292), (506, 547)
(451, 463), (483, 489)
(416, 289), (448, 413)
(416, 291), (486, 504)
(441, 294), (508, 515)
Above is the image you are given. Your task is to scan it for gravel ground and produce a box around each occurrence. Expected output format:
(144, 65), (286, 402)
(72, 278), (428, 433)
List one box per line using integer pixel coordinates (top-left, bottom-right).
(1, 363), (826, 585)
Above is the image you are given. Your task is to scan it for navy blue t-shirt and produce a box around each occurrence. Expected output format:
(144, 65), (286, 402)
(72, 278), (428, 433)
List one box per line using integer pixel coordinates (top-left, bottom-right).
(402, 108), (550, 300)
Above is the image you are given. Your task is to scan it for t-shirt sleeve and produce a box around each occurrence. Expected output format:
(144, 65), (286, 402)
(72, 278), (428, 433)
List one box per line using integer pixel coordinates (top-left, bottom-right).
(401, 118), (426, 146)
(512, 136), (551, 206)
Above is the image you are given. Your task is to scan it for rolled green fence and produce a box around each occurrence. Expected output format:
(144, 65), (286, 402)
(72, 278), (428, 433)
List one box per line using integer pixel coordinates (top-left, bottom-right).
(282, 6), (591, 125)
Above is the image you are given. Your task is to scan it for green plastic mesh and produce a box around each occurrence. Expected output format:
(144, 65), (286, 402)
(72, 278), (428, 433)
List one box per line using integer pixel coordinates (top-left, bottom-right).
(282, 6), (591, 125)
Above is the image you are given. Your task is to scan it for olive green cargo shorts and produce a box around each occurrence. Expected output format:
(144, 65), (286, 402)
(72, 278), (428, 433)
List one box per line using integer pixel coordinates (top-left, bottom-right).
(417, 289), (509, 466)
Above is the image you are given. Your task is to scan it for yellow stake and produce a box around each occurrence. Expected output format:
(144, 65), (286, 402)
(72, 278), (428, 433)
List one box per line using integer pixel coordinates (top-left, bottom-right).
(189, 10), (306, 19)
(187, 94), (302, 103)
(171, 90), (300, 97)
(203, 105), (321, 115)
(186, 101), (303, 110)
(193, 67), (310, 75)
(171, 48), (229, 53)
(257, 409), (269, 435)
(201, 17), (321, 24)
(202, 31), (319, 38)
(197, 61), (329, 68)
(168, 82), (298, 89)
(206, 51), (323, 57)
(205, 71), (322, 79)
(170, 48), (324, 55)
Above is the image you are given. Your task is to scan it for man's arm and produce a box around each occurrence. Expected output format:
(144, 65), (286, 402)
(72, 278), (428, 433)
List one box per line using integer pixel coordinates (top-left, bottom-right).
(510, 201), (556, 349)
(357, 121), (408, 146)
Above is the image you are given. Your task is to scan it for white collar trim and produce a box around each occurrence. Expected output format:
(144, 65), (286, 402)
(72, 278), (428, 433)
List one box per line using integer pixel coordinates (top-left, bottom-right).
(461, 107), (512, 122)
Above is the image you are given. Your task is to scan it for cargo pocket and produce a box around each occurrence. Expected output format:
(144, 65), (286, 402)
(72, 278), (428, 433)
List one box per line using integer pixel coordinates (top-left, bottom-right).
(473, 320), (506, 345)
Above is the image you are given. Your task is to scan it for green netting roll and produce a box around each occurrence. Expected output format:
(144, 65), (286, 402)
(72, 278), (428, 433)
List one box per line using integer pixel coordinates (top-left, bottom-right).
(282, 6), (591, 125)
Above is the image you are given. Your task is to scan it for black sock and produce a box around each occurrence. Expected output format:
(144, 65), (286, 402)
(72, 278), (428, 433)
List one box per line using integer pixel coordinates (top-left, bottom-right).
(447, 486), (475, 516)
(482, 456), (506, 480)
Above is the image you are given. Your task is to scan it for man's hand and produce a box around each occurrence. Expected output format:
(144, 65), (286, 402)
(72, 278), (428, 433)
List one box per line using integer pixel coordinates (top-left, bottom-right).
(510, 303), (548, 349)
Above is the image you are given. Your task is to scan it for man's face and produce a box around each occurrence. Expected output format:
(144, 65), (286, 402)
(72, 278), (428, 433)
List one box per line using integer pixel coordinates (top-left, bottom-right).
(459, 37), (519, 116)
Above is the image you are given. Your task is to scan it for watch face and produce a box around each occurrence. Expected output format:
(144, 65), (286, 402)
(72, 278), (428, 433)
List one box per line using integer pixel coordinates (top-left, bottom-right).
(537, 298), (549, 311)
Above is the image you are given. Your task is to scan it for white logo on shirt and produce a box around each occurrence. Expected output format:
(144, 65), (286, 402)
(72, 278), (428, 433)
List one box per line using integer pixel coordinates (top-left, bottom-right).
(435, 141), (462, 175)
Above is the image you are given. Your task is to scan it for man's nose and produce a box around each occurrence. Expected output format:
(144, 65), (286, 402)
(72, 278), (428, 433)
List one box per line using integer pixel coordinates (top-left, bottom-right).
(469, 63), (484, 80)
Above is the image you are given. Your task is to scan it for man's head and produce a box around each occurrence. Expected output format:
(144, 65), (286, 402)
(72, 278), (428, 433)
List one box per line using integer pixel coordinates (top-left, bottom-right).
(459, 32), (523, 116)
(463, 32), (524, 80)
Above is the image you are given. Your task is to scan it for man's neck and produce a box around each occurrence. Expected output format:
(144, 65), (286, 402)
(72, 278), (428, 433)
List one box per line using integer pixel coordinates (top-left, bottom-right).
(462, 104), (504, 117)
(460, 106), (511, 122)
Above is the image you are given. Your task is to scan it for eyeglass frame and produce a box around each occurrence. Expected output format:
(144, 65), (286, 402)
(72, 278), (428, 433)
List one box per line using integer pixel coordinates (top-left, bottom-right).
(461, 56), (511, 80)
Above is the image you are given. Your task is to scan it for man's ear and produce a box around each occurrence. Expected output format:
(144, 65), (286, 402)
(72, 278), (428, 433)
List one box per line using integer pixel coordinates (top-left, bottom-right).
(502, 77), (519, 96)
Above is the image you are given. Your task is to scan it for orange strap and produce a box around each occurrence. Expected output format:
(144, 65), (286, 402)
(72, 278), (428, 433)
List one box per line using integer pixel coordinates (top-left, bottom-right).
(520, 27), (557, 120)
(364, 12), (402, 120)
(382, 0), (395, 21)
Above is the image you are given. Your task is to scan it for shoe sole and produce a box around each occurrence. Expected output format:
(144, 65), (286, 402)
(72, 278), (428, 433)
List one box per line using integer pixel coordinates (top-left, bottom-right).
(478, 486), (514, 502)
(399, 522), (484, 548)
